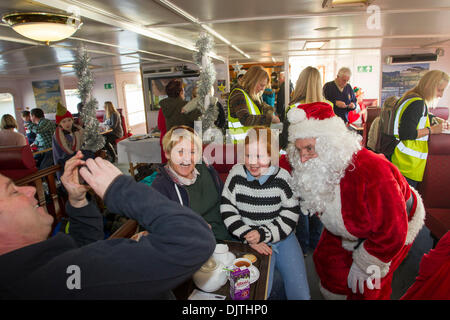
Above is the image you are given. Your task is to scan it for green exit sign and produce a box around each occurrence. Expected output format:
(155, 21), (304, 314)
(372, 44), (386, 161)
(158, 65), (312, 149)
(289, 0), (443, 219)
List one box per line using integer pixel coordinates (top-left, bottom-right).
(104, 83), (114, 89)
(357, 65), (373, 73)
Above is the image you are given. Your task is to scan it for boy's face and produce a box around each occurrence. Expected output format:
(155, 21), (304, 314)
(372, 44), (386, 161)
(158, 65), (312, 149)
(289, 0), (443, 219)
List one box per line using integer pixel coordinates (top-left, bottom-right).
(22, 114), (31, 122)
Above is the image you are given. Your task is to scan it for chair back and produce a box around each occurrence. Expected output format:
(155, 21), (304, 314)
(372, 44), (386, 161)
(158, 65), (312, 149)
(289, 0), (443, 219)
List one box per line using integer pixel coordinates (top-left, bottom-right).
(0, 145), (38, 180)
(203, 144), (240, 183)
(429, 107), (449, 120)
(418, 134), (450, 209)
(362, 106), (381, 147)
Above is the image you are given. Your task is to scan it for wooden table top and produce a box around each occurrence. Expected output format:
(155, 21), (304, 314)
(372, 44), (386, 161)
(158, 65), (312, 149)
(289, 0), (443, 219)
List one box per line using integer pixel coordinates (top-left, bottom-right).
(173, 240), (271, 300)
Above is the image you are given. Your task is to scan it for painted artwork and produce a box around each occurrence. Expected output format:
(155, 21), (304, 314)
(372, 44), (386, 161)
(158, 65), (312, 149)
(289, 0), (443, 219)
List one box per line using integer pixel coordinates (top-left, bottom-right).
(31, 79), (62, 113)
(381, 63), (430, 106)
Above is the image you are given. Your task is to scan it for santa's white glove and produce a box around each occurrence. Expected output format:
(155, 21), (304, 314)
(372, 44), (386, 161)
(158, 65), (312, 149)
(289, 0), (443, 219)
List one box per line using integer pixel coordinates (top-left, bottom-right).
(347, 262), (375, 295)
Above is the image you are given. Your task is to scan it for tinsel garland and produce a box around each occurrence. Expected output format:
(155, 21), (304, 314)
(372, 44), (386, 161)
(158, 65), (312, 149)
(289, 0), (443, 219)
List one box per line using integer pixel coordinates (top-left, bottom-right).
(74, 47), (105, 152)
(193, 32), (219, 136)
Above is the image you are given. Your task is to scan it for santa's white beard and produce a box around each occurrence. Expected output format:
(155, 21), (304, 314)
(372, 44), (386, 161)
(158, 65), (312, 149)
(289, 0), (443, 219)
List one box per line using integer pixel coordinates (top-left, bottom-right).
(287, 133), (361, 215)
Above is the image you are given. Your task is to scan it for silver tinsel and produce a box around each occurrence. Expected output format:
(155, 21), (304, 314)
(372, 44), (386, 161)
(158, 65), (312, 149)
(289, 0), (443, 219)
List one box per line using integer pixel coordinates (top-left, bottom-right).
(193, 32), (219, 135)
(74, 47), (105, 152)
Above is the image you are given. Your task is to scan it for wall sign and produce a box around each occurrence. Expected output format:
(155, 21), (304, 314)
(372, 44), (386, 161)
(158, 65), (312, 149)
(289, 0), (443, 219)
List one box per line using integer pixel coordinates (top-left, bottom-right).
(357, 65), (373, 73)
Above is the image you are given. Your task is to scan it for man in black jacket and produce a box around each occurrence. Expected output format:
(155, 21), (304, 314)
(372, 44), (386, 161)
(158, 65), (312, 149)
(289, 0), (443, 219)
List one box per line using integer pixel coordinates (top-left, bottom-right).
(0, 151), (215, 299)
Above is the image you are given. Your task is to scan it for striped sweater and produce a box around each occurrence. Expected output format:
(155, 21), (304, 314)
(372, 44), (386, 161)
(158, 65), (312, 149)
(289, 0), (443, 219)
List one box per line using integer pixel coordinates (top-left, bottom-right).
(221, 164), (300, 244)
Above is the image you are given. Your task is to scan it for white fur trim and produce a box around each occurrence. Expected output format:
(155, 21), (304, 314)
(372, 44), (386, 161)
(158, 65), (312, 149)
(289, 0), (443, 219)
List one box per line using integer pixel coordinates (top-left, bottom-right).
(405, 187), (425, 245)
(319, 185), (359, 241)
(319, 283), (347, 300)
(288, 116), (346, 142)
(352, 243), (391, 278)
(287, 108), (307, 124)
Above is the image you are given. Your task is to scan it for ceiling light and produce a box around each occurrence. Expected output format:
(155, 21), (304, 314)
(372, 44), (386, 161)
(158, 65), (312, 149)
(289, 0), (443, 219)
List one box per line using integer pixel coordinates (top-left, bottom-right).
(158, 0), (249, 59)
(304, 41), (329, 50)
(159, 0), (199, 23)
(322, 0), (372, 8)
(2, 12), (82, 45)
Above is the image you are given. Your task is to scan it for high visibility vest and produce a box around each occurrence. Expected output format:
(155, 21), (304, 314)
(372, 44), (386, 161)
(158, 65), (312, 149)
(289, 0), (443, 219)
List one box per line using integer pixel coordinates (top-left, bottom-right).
(227, 88), (261, 143)
(391, 97), (430, 182)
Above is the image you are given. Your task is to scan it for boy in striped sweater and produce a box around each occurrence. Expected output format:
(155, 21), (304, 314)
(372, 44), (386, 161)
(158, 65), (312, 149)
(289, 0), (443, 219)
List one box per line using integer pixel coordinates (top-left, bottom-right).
(221, 127), (310, 300)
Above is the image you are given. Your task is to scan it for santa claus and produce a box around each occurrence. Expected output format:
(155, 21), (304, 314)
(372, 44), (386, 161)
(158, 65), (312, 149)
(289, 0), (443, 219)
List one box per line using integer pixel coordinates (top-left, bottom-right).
(284, 102), (425, 300)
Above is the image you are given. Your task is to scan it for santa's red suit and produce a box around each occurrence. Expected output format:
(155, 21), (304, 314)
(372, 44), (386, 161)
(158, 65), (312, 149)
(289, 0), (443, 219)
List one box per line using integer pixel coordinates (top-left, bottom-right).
(285, 102), (425, 300)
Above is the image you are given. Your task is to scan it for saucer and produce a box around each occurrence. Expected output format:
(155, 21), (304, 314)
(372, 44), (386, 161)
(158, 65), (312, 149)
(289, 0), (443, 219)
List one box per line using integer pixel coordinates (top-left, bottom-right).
(249, 265), (260, 284)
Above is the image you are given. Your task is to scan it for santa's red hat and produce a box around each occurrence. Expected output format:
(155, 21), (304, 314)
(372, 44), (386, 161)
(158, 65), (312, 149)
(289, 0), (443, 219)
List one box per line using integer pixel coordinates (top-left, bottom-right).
(287, 102), (347, 142)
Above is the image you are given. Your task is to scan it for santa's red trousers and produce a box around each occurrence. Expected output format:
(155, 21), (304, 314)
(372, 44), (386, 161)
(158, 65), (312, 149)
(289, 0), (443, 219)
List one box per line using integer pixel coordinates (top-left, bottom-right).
(313, 229), (412, 300)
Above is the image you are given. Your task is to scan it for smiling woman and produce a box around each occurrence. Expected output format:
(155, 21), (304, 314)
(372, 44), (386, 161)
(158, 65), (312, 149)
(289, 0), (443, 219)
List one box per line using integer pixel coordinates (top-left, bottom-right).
(151, 125), (234, 241)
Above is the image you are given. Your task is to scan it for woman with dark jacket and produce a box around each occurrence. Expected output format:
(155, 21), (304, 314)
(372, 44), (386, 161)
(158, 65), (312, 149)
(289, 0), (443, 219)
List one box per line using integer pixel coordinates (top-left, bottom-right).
(150, 125), (234, 242)
(160, 79), (202, 131)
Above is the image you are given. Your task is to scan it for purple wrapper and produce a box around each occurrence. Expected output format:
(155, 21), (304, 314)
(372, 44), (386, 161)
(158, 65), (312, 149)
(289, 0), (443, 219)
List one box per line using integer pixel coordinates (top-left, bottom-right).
(230, 267), (250, 300)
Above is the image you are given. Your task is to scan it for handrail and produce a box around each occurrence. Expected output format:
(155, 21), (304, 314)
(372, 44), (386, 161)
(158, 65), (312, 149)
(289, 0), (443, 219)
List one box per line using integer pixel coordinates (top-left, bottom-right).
(108, 219), (138, 239)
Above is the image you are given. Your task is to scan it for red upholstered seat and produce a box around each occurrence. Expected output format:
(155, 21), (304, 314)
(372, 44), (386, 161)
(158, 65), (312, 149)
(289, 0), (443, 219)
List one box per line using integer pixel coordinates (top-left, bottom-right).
(203, 144), (241, 183)
(424, 209), (450, 240)
(418, 134), (450, 240)
(428, 107), (449, 120)
(362, 106), (381, 148)
(0, 145), (38, 180)
(115, 108), (132, 143)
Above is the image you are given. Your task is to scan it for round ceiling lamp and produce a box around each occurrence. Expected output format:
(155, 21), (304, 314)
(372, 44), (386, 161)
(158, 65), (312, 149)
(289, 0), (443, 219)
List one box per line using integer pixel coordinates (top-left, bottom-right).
(2, 12), (82, 45)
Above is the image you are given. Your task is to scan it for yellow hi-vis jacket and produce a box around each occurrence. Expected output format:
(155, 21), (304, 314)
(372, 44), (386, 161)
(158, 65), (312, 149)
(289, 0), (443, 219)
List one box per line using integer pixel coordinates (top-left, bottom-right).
(391, 97), (431, 182)
(227, 88), (261, 143)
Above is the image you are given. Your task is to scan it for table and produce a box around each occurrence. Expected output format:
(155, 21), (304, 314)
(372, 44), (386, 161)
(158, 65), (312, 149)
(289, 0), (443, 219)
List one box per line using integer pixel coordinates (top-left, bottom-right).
(117, 136), (161, 164)
(173, 241), (271, 300)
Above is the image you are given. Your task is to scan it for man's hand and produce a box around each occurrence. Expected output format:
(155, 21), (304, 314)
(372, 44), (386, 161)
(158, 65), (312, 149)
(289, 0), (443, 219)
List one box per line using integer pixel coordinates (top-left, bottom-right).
(335, 100), (347, 109)
(249, 242), (272, 255)
(244, 230), (260, 245)
(80, 156), (123, 199)
(61, 151), (90, 208)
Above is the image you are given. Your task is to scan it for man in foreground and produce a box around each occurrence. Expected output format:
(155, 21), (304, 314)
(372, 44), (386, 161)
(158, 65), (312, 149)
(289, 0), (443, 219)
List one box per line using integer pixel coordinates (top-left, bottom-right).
(284, 104), (425, 299)
(0, 151), (215, 299)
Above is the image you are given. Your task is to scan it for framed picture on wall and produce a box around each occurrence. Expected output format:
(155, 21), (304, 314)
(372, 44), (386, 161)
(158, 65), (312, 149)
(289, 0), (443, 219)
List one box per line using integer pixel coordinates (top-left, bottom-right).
(381, 63), (430, 106)
(31, 79), (62, 114)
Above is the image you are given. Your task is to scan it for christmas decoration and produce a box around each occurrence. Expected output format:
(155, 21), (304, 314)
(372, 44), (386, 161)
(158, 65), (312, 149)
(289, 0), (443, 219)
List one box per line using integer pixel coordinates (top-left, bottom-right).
(74, 46), (105, 153)
(192, 32), (220, 138)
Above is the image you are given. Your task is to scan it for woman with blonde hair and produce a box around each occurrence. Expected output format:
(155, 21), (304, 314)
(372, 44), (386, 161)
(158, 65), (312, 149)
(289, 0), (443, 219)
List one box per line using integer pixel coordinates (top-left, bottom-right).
(280, 66), (331, 149)
(290, 66), (327, 105)
(383, 69), (449, 187)
(0, 114), (27, 146)
(228, 65), (280, 142)
(279, 66), (329, 255)
(103, 101), (123, 162)
(150, 125), (234, 241)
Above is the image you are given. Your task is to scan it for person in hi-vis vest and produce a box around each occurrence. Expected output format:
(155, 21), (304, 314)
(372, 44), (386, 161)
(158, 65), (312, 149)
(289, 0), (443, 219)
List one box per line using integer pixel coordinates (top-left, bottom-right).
(228, 65), (280, 143)
(390, 70), (449, 188)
